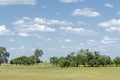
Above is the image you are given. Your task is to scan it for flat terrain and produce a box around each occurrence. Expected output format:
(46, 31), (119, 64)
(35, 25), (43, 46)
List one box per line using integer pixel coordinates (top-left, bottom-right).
(0, 64), (120, 80)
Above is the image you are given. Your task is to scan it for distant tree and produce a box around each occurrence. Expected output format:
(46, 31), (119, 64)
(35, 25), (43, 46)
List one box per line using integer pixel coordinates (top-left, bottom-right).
(76, 49), (87, 67)
(49, 49), (114, 68)
(0, 47), (10, 65)
(34, 49), (44, 64)
(58, 57), (70, 68)
(50, 56), (59, 66)
(98, 55), (111, 67)
(66, 52), (76, 67)
(113, 56), (120, 66)
(93, 51), (101, 67)
(10, 55), (36, 65)
(26, 55), (36, 65)
(84, 49), (94, 67)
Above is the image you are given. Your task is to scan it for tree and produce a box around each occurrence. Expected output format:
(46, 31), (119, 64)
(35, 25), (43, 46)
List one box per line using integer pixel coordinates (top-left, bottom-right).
(26, 55), (36, 65)
(113, 56), (120, 66)
(84, 49), (94, 67)
(58, 57), (70, 68)
(98, 55), (111, 67)
(10, 55), (36, 65)
(50, 56), (59, 66)
(93, 51), (101, 67)
(49, 49), (115, 67)
(76, 49), (87, 67)
(0, 47), (10, 65)
(34, 49), (44, 63)
(66, 52), (76, 67)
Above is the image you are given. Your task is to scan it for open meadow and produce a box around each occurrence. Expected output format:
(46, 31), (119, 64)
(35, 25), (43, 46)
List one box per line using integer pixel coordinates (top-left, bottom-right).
(0, 64), (120, 80)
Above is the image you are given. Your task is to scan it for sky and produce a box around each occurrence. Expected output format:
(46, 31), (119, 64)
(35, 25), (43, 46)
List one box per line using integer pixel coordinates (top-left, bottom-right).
(0, 0), (120, 61)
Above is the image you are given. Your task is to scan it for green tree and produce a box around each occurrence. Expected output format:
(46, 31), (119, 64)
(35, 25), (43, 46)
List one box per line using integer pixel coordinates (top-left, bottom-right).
(93, 51), (101, 67)
(10, 55), (36, 65)
(50, 56), (59, 66)
(66, 52), (76, 67)
(113, 56), (120, 66)
(84, 49), (94, 67)
(26, 55), (36, 65)
(0, 47), (10, 65)
(58, 57), (70, 68)
(34, 49), (44, 63)
(76, 49), (87, 67)
(98, 55), (111, 67)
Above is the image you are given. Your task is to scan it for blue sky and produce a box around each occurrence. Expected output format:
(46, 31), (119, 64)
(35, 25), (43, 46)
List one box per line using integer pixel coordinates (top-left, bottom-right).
(0, 0), (120, 61)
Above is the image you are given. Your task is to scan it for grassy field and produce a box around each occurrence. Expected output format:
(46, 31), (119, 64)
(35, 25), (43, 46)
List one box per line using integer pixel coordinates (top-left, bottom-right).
(0, 64), (120, 80)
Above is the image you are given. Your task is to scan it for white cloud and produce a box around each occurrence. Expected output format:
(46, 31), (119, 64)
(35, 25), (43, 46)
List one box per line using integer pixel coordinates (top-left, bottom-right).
(35, 24), (55, 32)
(61, 26), (98, 35)
(101, 37), (118, 44)
(13, 17), (58, 36)
(71, 8), (100, 17)
(18, 33), (30, 37)
(98, 19), (120, 32)
(59, 0), (85, 3)
(13, 17), (73, 37)
(19, 46), (25, 50)
(0, 0), (36, 5)
(104, 3), (114, 8)
(59, 0), (78, 3)
(0, 25), (14, 35)
(34, 17), (72, 26)
(64, 39), (72, 42)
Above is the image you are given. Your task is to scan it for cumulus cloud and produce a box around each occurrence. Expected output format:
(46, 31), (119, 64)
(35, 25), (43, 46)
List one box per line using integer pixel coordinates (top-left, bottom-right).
(104, 3), (114, 8)
(101, 37), (118, 44)
(13, 17), (72, 37)
(98, 19), (120, 32)
(71, 8), (100, 17)
(61, 26), (98, 35)
(0, 0), (36, 5)
(0, 25), (14, 35)
(13, 17), (64, 36)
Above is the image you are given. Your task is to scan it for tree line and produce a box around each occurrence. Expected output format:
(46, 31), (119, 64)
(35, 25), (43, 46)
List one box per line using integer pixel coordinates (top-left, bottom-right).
(0, 47), (43, 65)
(50, 49), (120, 68)
(0, 46), (120, 67)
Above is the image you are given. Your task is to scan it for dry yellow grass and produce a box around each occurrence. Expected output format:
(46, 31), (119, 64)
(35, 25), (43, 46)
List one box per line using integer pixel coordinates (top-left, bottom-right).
(0, 64), (120, 80)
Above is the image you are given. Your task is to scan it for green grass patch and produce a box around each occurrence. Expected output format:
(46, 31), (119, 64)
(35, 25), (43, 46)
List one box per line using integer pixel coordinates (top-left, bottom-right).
(0, 65), (120, 80)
